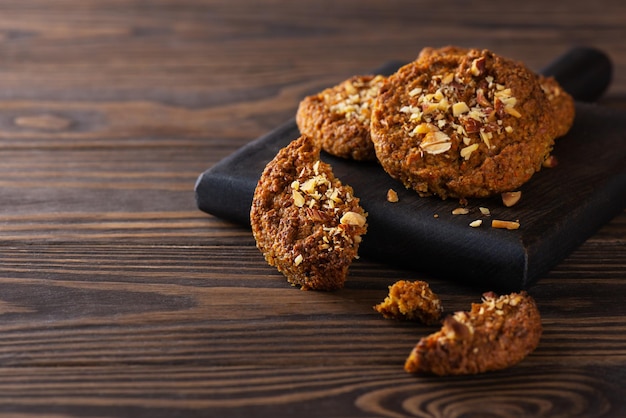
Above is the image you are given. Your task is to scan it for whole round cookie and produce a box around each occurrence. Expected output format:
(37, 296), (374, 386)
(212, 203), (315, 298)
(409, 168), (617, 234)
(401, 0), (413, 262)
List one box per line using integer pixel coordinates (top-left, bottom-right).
(371, 47), (557, 199)
(250, 135), (368, 290)
(296, 75), (386, 161)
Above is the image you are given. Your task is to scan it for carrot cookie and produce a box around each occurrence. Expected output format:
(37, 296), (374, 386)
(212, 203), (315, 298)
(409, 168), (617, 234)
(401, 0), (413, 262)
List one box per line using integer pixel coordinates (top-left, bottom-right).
(374, 280), (443, 325)
(250, 135), (368, 290)
(404, 291), (542, 376)
(296, 75), (386, 161)
(420, 46), (575, 140)
(371, 47), (558, 199)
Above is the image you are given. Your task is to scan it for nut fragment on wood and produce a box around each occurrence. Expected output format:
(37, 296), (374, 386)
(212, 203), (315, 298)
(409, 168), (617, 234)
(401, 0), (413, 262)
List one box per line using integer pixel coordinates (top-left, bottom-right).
(501, 191), (522, 207)
(492, 219), (520, 230)
(387, 188), (399, 203)
(469, 219), (483, 228)
(452, 207), (469, 215)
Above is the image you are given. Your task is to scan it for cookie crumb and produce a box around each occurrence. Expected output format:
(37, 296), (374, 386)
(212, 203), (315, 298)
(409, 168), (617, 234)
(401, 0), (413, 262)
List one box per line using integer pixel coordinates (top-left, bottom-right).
(501, 191), (522, 207)
(387, 188), (399, 203)
(374, 280), (443, 325)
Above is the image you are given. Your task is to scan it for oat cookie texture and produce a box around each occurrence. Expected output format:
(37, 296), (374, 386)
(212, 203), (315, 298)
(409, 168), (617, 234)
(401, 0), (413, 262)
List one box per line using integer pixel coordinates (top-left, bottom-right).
(296, 75), (386, 161)
(250, 135), (368, 290)
(404, 291), (542, 375)
(374, 280), (443, 325)
(371, 46), (573, 199)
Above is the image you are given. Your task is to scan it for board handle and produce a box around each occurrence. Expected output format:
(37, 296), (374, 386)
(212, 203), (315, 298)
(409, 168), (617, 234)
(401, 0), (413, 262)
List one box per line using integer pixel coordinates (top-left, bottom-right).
(540, 46), (612, 102)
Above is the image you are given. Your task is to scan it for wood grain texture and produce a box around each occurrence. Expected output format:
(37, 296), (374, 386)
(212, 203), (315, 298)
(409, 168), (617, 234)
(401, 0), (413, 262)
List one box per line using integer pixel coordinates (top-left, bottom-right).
(0, 0), (624, 417)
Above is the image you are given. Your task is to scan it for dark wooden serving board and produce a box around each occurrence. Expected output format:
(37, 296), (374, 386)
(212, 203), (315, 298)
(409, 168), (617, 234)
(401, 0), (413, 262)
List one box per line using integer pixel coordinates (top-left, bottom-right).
(195, 48), (624, 290)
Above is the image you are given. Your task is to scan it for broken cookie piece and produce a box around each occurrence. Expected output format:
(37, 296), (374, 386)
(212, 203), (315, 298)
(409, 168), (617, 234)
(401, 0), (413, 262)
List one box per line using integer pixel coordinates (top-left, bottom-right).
(250, 135), (368, 290)
(374, 280), (443, 325)
(404, 291), (542, 375)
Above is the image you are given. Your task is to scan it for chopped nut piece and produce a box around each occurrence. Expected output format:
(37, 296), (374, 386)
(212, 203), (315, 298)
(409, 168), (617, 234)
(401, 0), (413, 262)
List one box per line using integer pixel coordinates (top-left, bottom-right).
(470, 57), (486, 76)
(292, 189), (305, 207)
(442, 72), (455, 85)
(479, 207), (491, 216)
(387, 188), (399, 203)
(479, 130), (493, 148)
(340, 211), (367, 227)
(312, 160), (320, 174)
(542, 155), (559, 168)
(460, 143), (479, 160)
(409, 87), (423, 96)
(452, 207), (470, 215)
(452, 101), (470, 116)
(469, 219), (483, 228)
(344, 81), (357, 95)
(501, 191), (522, 207)
(421, 141), (452, 155)
(420, 130), (452, 155)
(492, 219), (520, 230)
(413, 123), (434, 135)
(294, 254), (303, 266)
(504, 106), (522, 118)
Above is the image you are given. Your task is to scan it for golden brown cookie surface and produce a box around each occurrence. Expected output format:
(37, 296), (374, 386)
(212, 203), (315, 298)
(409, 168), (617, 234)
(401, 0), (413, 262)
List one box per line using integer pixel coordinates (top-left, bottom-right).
(296, 75), (385, 161)
(250, 135), (368, 290)
(539, 75), (575, 138)
(404, 291), (542, 376)
(371, 47), (557, 199)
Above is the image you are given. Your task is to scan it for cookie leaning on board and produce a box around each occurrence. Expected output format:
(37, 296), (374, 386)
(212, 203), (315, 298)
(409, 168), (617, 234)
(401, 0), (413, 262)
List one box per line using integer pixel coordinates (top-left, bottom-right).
(250, 135), (367, 291)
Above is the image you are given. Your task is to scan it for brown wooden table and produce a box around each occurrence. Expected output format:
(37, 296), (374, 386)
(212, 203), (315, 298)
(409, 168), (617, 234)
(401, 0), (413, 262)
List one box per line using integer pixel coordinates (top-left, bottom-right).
(0, 1), (624, 417)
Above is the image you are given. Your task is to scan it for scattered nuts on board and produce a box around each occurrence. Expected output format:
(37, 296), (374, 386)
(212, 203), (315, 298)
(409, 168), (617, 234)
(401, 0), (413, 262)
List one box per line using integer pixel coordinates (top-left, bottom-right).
(491, 219), (520, 230)
(387, 188), (399, 202)
(452, 207), (470, 215)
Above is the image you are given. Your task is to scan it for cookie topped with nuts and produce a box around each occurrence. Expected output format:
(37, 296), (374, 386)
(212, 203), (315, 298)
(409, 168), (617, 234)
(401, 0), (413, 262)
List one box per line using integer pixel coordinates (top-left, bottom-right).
(296, 75), (386, 161)
(250, 135), (368, 290)
(404, 291), (542, 375)
(371, 47), (559, 199)
(539, 75), (575, 138)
